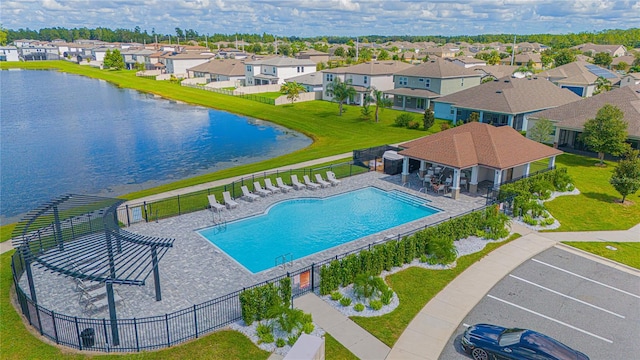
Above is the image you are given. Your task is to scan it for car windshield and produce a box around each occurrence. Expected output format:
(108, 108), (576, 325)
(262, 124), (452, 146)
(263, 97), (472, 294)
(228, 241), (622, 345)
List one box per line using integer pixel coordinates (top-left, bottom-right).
(522, 332), (577, 360)
(498, 328), (525, 347)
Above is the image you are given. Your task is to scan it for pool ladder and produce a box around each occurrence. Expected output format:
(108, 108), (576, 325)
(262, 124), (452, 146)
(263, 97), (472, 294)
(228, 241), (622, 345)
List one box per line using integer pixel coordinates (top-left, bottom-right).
(210, 211), (227, 230)
(275, 253), (293, 270)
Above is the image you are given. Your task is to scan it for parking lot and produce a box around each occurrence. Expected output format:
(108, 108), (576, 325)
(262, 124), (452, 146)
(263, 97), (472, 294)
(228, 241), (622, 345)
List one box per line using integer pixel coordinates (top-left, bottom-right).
(439, 247), (640, 359)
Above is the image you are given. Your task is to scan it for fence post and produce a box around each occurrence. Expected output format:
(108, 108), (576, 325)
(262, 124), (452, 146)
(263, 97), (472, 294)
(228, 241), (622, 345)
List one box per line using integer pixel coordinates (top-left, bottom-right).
(102, 318), (109, 352)
(177, 194), (181, 215)
(125, 205), (131, 227)
(75, 316), (82, 350)
(165, 314), (171, 347)
(52, 311), (59, 344)
(311, 263), (315, 291)
(193, 304), (199, 338)
(134, 318), (140, 352)
(143, 201), (148, 222)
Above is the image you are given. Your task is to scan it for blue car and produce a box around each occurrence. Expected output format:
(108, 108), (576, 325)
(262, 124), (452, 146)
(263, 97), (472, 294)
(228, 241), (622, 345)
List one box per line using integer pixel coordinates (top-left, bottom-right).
(460, 324), (589, 360)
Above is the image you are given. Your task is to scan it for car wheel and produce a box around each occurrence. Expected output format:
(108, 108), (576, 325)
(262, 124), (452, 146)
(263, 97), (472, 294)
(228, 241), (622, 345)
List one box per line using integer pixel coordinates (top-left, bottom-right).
(471, 348), (489, 360)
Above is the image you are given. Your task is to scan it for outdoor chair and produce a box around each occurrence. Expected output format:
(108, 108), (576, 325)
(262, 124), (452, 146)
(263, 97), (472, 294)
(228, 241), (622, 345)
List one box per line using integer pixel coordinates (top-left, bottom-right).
(264, 178), (282, 194)
(253, 181), (272, 197)
(207, 195), (226, 212)
(241, 185), (260, 202)
(314, 173), (331, 188)
(433, 183), (447, 195)
(290, 175), (307, 190)
(326, 171), (341, 186)
(303, 175), (321, 190)
(275, 177), (293, 192)
(222, 191), (239, 209)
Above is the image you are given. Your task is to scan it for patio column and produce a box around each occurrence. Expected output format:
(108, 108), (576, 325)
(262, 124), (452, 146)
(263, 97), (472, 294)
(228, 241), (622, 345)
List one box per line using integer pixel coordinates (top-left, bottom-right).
(469, 166), (479, 194)
(508, 115), (514, 128)
(548, 156), (556, 169)
(479, 111), (484, 123)
(419, 161), (427, 178)
(401, 156), (409, 184)
(493, 169), (503, 190)
(523, 163), (530, 177)
(451, 168), (461, 200)
(452, 107), (458, 125)
(402, 96), (406, 110)
(553, 130), (560, 148)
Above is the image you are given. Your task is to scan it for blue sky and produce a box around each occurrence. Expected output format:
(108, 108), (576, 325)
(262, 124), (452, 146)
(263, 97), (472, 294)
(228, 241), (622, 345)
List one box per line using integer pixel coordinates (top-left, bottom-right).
(3, 0), (640, 37)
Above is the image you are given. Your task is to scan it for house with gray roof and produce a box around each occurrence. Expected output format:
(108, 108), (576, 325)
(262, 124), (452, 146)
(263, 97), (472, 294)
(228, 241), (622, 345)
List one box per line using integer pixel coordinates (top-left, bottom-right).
(385, 58), (482, 112)
(574, 43), (627, 58)
(0, 46), (20, 61)
(432, 76), (581, 131)
(537, 61), (621, 97)
(528, 84), (640, 151)
(187, 58), (246, 85)
(245, 56), (316, 85)
(499, 53), (543, 70)
(165, 53), (216, 75)
(285, 72), (324, 92)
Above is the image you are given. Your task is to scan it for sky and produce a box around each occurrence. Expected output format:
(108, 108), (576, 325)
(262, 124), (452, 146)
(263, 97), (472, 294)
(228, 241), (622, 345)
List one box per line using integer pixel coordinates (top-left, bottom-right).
(3, 0), (640, 37)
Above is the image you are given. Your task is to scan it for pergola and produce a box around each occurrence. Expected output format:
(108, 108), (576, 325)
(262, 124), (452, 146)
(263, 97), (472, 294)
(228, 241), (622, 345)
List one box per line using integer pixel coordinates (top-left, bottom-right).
(397, 122), (562, 199)
(12, 194), (174, 346)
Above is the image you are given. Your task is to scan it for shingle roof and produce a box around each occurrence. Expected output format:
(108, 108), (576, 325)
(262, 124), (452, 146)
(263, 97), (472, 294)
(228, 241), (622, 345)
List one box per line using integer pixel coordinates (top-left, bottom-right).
(394, 58), (481, 78)
(285, 72), (323, 85)
(187, 58), (246, 76)
(246, 56), (315, 67)
(322, 61), (414, 76)
(538, 61), (620, 85)
(398, 122), (562, 169)
(434, 76), (580, 114)
(529, 84), (640, 139)
(384, 87), (440, 98)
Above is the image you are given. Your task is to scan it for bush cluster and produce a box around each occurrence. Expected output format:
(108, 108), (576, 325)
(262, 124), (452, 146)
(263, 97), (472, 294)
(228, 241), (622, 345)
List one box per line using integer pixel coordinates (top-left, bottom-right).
(394, 114), (421, 130)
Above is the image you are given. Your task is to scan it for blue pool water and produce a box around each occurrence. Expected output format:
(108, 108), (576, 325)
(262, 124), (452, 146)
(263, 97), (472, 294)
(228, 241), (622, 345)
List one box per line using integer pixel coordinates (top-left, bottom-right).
(198, 187), (440, 273)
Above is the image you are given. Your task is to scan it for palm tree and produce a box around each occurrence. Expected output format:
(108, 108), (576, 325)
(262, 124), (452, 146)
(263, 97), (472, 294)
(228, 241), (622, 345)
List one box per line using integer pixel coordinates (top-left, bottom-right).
(594, 76), (612, 95)
(372, 88), (392, 123)
(326, 78), (356, 115)
(279, 81), (306, 104)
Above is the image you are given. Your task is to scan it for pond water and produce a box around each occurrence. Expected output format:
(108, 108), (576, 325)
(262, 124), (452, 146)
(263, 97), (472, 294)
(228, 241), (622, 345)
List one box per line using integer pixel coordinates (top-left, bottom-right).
(0, 70), (311, 223)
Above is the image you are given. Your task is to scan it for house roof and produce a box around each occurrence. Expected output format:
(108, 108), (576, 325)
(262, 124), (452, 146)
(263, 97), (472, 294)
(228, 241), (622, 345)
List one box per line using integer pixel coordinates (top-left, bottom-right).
(529, 84), (640, 139)
(166, 53), (216, 60)
(246, 56), (315, 66)
(434, 76), (580, 114)
(450, 57), (487, 65)
(285, 72), (323, 85)
(322, 61), (414, 76)
(473, 65), (519, 79)
(384, 87), (440, 98)
(398, 122), (562, 170)
(187, 58), (246, 76)
(538, 61), (620, 85)
(394, 58), (481, 78)
(500, 53), (542, 64)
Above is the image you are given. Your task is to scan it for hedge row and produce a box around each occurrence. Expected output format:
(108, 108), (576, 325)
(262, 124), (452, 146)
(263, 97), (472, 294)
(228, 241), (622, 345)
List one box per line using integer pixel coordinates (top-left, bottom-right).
(498, 168), (573, 216)
(319, 205), (510, 295)
(239, 277), (291, 325)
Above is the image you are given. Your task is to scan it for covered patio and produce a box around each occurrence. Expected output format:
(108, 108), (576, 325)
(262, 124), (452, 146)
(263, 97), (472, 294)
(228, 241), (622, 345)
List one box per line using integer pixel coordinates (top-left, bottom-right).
(397, 122), (562, 199)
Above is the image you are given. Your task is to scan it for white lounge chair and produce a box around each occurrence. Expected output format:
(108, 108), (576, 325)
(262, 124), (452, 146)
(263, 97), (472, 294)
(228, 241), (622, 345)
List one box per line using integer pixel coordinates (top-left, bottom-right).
(275, 177), (293, 192)
(207, 195), (226, 212)
(290, 175), (307, 190)
(264, 178), (282, 193)
(303, 175), (321, 190)
(326, 171), (341, 186)
(314, 173), (331, 188)
(222, 191), (239, 209)
(253, 181), (271, 197)
(241, 185), (260, 201)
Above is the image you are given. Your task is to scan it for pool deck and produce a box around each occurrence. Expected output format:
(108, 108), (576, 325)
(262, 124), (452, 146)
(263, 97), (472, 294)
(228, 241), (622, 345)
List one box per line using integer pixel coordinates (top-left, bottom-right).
(20, 171), (488, 320)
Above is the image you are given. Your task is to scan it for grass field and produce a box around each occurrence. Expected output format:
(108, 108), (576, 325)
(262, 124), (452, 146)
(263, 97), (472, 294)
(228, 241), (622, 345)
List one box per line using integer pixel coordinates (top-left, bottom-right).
(563, 242), (640, 269)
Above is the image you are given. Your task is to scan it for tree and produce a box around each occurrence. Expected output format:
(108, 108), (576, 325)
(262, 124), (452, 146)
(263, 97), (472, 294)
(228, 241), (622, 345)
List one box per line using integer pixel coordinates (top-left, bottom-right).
(103, 49), (113, 68)
(579, 104), (630, 165)
(0, 27), (7, 46)
(554, 49), (576, 66)
(105, 49), (125, 70)
(528, 118), (555, 144)
(467, 112), (480, 123)
(326, 78), (356, 115)
(333, 47), (345, 57)
(377, 49), (390, 60)
(487, 50), (501, 65)
(615, 61), (628, 71)
(593, 52), (613, 67)
(279, 81), (306, 104)
(423, 108), (435, 130)
(594, 76), (612, 95)
(610, 149), (640, 203)
(361, 92), (373, 120)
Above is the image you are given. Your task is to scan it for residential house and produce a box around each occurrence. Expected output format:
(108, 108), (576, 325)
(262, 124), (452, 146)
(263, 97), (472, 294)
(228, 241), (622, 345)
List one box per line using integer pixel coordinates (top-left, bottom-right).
(296, 49), (330, 64)
(321, 60), (414, 105)
(12, 39), (36, 47)
(537, 61), (620, 97)
(19, 44), (59, 60)
(122, 49), (154, 70)
(424, 47), (458, 59)
(432, 76), (580, 131)
(449, 57), (487, 68)
(386, 58), (482, 112)
(187, 58), (246, 85)
(0, 46), (20, 61)
(499, 53), (542, 69)
(611, 55), (635, 69)
(528, 84), (640, 150)
(574, 43), (627, 58)
(245, 56), (316, 85)
(620, 73), (640, 87)
(472, 65), (519, 82)
(285, 72), (324, 92)
(165, 53), (216, 75)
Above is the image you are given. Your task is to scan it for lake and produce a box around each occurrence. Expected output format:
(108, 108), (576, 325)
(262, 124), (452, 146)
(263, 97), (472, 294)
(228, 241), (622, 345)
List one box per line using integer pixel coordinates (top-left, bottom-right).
(0, 70), (311, 223)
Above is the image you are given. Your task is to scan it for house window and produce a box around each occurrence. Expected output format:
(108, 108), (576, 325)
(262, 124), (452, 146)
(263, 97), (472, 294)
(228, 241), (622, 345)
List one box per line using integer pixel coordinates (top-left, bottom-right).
(399, 77), (408, 86)
(364, 75), (368, 85)
(273, 66), (276, 73)
(461, 78), (464, 86)
(425, 78), (431, 88)
(246, 65), (252, 71)
(417, 98), (426, 109)
(326, 73), (334, 82)
(297, 66), (304, 73)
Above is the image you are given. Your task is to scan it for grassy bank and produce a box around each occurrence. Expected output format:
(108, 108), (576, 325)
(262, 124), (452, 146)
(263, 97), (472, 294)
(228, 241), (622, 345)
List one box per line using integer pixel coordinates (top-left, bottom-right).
(563, 242), (640, 269)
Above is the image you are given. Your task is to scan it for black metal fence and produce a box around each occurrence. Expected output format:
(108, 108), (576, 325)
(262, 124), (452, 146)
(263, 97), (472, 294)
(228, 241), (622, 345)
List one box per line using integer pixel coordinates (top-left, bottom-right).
(484, 165), (556, 203)
(181, 83), (275, 105)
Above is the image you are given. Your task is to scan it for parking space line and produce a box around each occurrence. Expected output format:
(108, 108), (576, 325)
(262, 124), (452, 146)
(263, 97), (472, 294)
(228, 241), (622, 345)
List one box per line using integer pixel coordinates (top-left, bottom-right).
(531, 258), (640, 299)
(509, 275), (625, 319)
(487, 295), (613, 344)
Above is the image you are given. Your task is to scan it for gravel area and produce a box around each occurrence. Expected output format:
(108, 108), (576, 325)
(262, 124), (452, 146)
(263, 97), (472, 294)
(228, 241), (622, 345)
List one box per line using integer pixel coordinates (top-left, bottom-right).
(513, 187), (580, 231)
(229, 320), (325, 356)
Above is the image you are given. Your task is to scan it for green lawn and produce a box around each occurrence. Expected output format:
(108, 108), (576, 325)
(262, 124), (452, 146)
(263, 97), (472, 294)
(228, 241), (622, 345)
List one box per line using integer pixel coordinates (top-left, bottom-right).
(544, 153), (640, 231)
(351, 234), (521, 347)
(563, 242), (640, 269)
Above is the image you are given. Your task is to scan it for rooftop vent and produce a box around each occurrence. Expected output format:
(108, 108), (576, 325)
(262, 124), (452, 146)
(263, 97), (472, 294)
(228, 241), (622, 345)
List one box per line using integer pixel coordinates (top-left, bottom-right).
(496, 90), (503, 93)
(504, 79), (510, 83)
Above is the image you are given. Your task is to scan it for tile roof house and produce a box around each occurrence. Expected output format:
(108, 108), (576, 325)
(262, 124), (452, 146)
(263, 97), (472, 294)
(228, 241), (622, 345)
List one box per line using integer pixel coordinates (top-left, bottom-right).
(499, 53), (543, 70)
(528, 84), (640, 151)
(385, 58), (482, 113)
(432, 76), (581, 131)
(574, 43), (627, 58)
(245, 56), (316, 85)
(187, 58), (246, 85)
(321, 60), (414, 105)
(537, 61), (621, 97)
(398, 122), (561, 198)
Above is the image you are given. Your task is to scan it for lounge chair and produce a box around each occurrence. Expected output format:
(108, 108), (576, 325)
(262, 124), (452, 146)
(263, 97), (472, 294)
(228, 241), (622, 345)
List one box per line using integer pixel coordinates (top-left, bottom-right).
(290, 175), (307, 190)
(303, 175), (321, 190)
(207, 195), (226, 212)
(275, 177), (293, 192)
(253, 181), (271, 197)
(326, 171), (341, 186)
(241, 185), (260, 202)
(314, 173), (331, 188)
(222, 191), (239, 209)
(264, 178), (282, 193)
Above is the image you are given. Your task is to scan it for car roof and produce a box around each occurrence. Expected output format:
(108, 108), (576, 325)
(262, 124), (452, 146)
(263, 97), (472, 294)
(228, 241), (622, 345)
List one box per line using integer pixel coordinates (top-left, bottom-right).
(521, 331), (577, 360)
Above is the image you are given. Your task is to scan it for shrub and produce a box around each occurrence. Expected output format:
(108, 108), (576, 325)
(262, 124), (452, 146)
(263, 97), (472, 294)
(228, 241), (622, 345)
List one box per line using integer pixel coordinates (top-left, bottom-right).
(287, 333), (301, 346)
(381, 289), (393, 305)
(369, 299), (383, 310)
(339, 297), (352, 306)
(522, 214), (538, 225)
(276, 338), (286, 348)
(394, 113), (414, 127)
(440, 122), (451, 131)
(541, 217), (555, 226)
(407, 121), (420, 129)
(302, 322), (315, 334)
(330, 291), (343, 301)
(277, 308), (306, 333)
(354, 303), (365, 312)
(256, 322), (274, 344)
(419, 254), (427, 263)
(532, 180), (554, 200)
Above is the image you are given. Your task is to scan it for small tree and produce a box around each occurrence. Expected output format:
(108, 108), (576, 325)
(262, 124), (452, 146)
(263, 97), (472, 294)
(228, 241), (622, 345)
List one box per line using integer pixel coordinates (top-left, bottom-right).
(361, 91), (373, 121)
(280, 81), (306, 104)
(326, 78), (356, 116)
(372, 88), (392, 123)
(467, 112), (480, 123)
(103, 49), (113, 68)
(594, 76), (612, 95)
(579, 104), (630, 165)
(610, 149), (640, 203)
(593, 52), (613, 67)
(423, 108), (435, 130)
(528, 118), (555, 144)
(103, 49), (125, 70)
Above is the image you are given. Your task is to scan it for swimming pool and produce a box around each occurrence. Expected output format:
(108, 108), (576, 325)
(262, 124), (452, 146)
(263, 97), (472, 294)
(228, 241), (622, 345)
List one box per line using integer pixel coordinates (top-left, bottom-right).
(197, 187), (440, 273)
